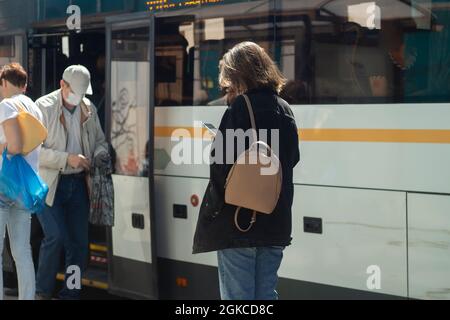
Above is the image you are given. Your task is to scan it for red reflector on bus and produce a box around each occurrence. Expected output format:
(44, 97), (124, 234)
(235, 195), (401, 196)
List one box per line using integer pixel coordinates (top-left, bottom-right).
(191, 194), (199, 207)
(176, 277), (188, 287)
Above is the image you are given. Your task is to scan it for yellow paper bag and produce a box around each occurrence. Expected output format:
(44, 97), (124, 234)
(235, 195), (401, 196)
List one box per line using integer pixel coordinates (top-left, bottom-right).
(14, 102), (48, 155)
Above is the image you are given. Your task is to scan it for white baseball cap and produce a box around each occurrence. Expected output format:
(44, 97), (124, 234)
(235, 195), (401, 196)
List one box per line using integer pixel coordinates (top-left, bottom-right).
(62, 65), (93, 96)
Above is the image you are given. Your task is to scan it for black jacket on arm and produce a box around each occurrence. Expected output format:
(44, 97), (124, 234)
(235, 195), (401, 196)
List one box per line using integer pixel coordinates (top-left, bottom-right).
(192, 88), (300, 254)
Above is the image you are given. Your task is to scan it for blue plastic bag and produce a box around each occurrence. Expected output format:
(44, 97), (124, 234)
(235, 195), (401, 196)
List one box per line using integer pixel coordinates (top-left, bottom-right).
(0, 149), (48, 213)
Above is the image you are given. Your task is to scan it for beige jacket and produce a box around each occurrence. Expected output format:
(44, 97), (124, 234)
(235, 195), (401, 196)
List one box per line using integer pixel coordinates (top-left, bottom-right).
(35, 89), (108, 206)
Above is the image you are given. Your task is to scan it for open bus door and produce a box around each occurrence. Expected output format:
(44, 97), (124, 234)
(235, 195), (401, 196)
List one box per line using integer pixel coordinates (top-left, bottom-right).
(105, 13), (157, 300)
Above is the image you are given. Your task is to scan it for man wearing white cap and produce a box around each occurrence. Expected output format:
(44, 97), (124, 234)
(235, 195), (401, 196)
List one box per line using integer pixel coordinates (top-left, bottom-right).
(34, 65), (108, 299)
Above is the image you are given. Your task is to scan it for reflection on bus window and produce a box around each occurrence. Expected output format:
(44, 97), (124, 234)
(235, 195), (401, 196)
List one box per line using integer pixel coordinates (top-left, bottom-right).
(154, 0), (450, 106)
(0, 35), (22, 67)
(110, 27), (150, 177)
(0, 36), (14, 57)
(277, 0), (450, 104)
(155, 0), (273, 106)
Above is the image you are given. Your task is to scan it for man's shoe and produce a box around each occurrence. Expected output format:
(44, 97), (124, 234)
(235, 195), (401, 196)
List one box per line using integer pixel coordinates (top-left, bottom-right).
(35, 293), (52, 300)
(4, 287), (18, 297)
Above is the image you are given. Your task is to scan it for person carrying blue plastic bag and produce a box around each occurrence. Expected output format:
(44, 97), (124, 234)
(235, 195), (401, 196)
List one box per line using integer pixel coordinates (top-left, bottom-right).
(0, 63), (46, 300)
(0, 149), (48, 213)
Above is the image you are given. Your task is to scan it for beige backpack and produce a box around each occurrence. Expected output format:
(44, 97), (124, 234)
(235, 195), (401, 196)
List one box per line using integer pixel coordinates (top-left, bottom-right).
(224, 94), (282, 232)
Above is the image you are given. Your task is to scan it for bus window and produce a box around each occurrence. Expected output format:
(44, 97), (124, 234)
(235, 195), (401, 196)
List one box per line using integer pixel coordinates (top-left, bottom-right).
(155, 16), (192, 107)
(0, 35), (22, 66)
(110, 27), (150, 176)
(277, 0), (450, 104)
(155, 0), (275, 106)
(0, 36), (14, 58)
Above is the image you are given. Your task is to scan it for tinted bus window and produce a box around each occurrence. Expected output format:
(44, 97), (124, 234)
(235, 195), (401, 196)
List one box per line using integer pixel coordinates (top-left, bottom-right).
(277, 0), (450, 104)
(155, 0), (450, 105)
(110, 27), (150, 176)
(0, 36), (15, 58)
(155, 0), (274, 106)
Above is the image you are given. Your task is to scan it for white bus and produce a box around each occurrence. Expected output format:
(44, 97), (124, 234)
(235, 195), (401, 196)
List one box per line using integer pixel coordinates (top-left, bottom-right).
(105, 0), (450, 299)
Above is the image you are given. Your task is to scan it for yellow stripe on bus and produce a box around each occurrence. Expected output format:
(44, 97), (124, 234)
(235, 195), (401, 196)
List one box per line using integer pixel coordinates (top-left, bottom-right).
(155, 127), (450, 144)
(155, 127), (213, 139)
(299, 129), (450, 143)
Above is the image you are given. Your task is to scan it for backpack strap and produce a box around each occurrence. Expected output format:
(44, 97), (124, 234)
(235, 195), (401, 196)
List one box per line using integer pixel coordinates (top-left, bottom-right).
(242, 94), (257, 143)
(234, 207), (257, 232)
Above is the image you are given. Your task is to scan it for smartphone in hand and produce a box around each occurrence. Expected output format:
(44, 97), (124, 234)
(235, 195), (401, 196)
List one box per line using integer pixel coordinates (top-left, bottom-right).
(202, 122), (217, 136)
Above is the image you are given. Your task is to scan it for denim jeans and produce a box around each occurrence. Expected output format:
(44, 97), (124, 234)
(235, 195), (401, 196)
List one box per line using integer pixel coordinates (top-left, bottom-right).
(217, 246), (284, 300)
(36, 174), (89, 299)
(0, 205), (35, 300)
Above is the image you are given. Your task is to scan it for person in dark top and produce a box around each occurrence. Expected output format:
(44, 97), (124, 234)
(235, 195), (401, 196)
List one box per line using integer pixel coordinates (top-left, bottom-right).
(193, 42), (300, 300)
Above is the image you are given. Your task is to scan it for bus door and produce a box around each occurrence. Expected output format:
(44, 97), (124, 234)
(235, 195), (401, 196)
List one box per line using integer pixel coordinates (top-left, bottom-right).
(105, 13), (157, 299)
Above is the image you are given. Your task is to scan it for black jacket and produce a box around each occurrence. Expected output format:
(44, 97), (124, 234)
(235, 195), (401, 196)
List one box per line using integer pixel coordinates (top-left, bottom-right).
(192, 88), (300, 253)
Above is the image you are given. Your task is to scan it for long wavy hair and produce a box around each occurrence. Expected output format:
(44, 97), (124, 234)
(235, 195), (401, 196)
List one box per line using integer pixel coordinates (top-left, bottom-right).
(219, 42), (286, 104)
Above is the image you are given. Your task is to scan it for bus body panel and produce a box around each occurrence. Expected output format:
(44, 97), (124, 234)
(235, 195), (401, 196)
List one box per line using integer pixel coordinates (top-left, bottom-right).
(153, 104), (450, 298)
(155, 104), (450, 194)
(408, 193), (450, 300)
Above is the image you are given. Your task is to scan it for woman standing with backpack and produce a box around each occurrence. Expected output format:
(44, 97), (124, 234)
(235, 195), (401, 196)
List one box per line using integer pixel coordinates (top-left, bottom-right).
(193, 42), (300, 300)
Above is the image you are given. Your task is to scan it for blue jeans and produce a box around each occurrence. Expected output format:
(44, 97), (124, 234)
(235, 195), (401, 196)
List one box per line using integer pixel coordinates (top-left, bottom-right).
(217, 246), (284, 300)
(36, 174), (89, 299)
(0, 206), (35, 300)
